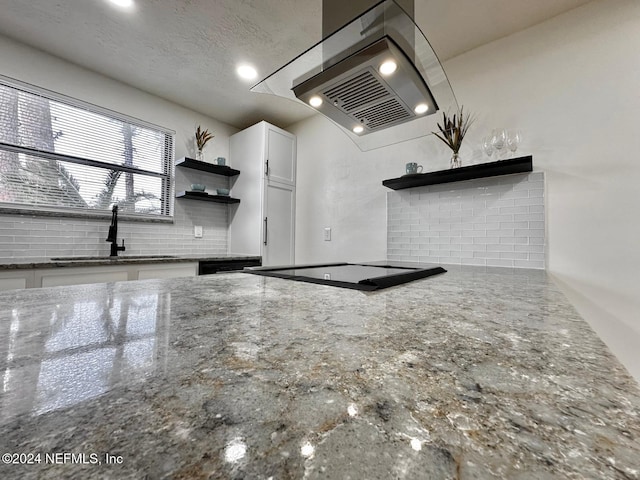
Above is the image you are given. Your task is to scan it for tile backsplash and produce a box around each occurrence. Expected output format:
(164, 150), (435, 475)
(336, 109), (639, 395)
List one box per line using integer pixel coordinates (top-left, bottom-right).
(0, 167), (231, 260)
(387, 171), (545, 268)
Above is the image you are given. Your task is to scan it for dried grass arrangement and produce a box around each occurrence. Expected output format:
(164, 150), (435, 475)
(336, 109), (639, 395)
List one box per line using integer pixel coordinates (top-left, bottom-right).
(432, 107), (474, 154)
(195, 125), (214, 151)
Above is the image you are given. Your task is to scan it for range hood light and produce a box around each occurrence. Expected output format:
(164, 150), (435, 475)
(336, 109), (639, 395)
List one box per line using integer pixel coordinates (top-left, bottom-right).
(379, 60), (397, 76)
(309, 96), (323, 107)
(414, 103), (429, 114)
(353, 125), (364, 134)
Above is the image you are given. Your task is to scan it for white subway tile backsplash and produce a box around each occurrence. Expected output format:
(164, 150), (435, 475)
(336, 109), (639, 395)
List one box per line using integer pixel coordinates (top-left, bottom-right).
(500, 221), (528, 229)
(474, 237), (500, 244)
(515, 260), (545, 269)
(514, 197), (544, 206)
(462, 230), (486, 237)
(465, 258), (487, 266)
(486, 214), (513, 222)
(516, 229), (544, 237)
(499, 206), (528, 214)
(515, 244), (544, 253)
(500, 237), (529, 244)
(486, 259), (515, 267)
(387, 171), (545, 269)
(0, 200), (229, 260)
(514, 213), (544, 222)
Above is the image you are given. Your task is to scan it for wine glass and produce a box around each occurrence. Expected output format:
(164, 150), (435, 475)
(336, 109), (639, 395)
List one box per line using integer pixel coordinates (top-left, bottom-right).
(482, 136), (494, 159)
(491, 129), (506, 159)
(506, 130), (522, 157)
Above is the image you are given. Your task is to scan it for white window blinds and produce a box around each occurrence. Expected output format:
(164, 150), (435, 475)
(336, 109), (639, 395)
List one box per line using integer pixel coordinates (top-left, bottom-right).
(0, 77), (174, 217)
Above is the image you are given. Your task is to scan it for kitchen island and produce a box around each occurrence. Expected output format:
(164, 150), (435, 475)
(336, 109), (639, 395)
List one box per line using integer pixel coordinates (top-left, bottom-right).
(0, 265), (638, 479)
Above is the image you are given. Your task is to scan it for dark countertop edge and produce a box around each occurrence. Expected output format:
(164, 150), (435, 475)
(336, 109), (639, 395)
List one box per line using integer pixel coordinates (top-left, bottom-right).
(0, 255), (261, 270)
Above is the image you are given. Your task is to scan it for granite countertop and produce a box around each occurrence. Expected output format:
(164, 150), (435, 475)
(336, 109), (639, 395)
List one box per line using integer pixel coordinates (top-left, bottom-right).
(0, 265), (638, 479)
(0, 254), (261, 270)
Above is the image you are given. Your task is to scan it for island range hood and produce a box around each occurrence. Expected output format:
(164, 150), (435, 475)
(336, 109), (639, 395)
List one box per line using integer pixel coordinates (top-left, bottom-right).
(292, 36), (438, 135)
(252, 0), (458, 151)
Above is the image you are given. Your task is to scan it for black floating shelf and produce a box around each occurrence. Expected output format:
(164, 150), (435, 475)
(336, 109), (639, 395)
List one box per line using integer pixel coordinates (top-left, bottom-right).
(382, 156), (533, 191)
(176, 191), (240, 204)
(176, 157), (240, 177)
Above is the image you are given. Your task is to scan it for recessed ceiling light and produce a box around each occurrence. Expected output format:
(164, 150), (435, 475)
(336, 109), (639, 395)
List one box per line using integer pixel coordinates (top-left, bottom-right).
(109, 0), (134, 8)
(353, 125), (364, 134)
(414, 103), (429, 114)
(379, 60), (397, 76)
(237, 65), (258, 80)
(309, 96), (323, 107)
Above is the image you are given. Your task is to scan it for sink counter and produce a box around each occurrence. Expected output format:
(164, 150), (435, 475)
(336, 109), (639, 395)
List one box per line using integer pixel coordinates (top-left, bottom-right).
(0, 266), (638, 479)
(0, 254), (261, 270)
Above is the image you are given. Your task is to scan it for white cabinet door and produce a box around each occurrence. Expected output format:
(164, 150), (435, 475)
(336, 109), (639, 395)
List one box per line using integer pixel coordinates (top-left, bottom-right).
(0, 277), (27, 291)
(266, 125), (296, 186)
(264, 182), (295, 266)
(40, 268), (128, 288)
(0, 270), (35, 290)
(137, 263), (198, 280)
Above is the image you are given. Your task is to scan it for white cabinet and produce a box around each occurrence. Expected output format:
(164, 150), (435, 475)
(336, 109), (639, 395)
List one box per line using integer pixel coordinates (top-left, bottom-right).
(266, 126), (296, 186)
(229, 121), (296, 266)
(0, 262), (198, 291)
(40, 267), (129, 288)
(137, 263), (198, 280)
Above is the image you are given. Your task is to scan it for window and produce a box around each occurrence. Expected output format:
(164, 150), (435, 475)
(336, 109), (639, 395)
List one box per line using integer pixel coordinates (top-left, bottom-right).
(0, 77), (174, 218)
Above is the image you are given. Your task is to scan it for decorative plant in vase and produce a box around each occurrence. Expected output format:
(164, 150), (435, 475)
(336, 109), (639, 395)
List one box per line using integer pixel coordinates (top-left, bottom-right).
(195, 125), (214, 161)
(432, 107), (474, 168)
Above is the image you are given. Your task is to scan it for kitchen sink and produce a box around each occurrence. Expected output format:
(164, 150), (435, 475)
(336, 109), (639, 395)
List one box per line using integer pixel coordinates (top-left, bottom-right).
(51, 255), (178, 261)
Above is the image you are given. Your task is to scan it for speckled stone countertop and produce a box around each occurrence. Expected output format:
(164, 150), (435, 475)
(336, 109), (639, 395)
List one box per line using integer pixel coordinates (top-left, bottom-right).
(0, 254), (261, 270)
(0, 265), (638, 479)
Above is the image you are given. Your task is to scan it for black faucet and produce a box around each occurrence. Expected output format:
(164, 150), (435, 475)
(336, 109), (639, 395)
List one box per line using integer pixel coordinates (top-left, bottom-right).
(106, 205), (126, 257)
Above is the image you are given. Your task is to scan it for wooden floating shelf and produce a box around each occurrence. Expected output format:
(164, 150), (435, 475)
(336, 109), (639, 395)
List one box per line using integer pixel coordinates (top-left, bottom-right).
(176, 191), (240, 204)
(382, 156), (533, 191)
(175, 157), (240, 177)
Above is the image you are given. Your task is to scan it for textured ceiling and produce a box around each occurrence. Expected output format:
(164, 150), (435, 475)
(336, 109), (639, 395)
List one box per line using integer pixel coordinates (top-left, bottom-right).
(0, 0), (593, 130)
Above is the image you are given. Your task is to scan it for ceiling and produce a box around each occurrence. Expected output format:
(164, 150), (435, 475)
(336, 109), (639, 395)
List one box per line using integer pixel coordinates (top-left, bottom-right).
(0, 0), (593, 130)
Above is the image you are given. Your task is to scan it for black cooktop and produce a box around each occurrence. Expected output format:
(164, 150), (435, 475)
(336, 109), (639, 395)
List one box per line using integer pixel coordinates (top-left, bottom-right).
(246, 263), (446, 291)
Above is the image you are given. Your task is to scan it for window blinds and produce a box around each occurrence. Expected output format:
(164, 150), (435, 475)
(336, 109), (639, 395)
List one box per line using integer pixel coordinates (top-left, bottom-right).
(0, 78), (174, 217)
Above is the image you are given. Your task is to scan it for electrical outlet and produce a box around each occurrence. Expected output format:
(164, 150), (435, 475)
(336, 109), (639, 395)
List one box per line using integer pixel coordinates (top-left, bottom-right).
(324, 227), (331, 241)
(194, 225), (203, 238)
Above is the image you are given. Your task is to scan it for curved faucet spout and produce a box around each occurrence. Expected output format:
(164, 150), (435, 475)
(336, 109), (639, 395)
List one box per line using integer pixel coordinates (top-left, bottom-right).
(106, 205), (126, 256)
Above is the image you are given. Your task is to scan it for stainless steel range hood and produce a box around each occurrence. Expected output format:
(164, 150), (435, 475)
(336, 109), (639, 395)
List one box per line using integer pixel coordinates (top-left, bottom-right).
(252, 0), (458, 151)
(292, 36), (438, 134)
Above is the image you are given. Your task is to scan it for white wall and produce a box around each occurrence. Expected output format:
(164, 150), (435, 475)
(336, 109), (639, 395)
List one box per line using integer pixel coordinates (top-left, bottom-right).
(0, 34), (238, 258)
(291, 0), (640, 381)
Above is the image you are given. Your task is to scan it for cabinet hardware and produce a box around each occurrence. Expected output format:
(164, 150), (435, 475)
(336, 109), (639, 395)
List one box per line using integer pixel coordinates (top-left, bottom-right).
(264, 217), (268, 245)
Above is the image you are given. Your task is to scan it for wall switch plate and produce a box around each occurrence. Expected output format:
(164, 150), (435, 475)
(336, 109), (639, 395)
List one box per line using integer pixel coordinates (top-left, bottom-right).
(194, 226), (203, 238)
(324, 227), (331, 241)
